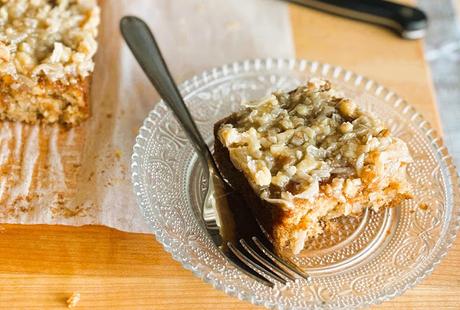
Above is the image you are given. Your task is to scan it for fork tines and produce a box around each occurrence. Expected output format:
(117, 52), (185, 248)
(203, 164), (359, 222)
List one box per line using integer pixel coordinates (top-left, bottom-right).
(227, 236), (311, 287)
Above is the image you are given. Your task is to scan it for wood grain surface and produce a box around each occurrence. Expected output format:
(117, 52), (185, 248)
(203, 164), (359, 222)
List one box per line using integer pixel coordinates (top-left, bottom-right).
(1, 2), (459, 309)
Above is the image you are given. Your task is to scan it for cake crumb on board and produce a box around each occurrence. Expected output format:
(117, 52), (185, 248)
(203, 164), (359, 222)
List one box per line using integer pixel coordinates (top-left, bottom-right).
(66, 292), (80, 308)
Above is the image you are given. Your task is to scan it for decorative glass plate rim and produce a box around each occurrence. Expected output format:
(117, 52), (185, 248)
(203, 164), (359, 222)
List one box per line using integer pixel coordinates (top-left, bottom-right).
(131, 58), (460, 309)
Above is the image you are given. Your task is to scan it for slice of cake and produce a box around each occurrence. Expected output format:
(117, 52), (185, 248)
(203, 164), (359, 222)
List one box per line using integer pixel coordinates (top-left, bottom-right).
(214, 79), (412, 256)
(0, 0), (100, 125)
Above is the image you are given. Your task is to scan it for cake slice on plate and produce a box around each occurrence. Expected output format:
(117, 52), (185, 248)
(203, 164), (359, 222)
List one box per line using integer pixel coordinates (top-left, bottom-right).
(214, 79), (412, 256)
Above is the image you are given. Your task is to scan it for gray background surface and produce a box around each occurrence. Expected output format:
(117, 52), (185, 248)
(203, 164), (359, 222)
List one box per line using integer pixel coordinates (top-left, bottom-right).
(420, 0), (460, 167)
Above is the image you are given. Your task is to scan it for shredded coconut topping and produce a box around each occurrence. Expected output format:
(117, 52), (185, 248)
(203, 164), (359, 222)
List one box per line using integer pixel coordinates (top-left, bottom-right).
(0, 0), (100, 84)
(218, 79), (412, 209)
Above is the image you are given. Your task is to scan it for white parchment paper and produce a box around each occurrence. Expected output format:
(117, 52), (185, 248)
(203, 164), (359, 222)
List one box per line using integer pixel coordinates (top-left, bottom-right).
(0, 0), (294, 233)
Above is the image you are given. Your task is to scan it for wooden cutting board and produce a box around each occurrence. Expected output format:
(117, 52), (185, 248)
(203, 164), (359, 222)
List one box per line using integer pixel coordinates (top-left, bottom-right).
(1, 2), (459, 309)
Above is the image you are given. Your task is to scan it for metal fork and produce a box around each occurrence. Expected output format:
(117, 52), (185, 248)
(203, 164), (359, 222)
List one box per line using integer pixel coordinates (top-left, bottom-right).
(204, 174), (311, 286)
(120, 16), (310, 287)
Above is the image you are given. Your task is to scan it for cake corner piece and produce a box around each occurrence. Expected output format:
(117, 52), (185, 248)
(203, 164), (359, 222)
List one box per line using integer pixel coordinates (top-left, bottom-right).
(214, 79), (413, 257)
(0, 0), (100, 126)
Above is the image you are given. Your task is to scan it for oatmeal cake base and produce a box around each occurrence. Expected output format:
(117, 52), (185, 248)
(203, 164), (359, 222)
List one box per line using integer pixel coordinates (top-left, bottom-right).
(0, 76), (91, 125)
(214, 116), (287, 255)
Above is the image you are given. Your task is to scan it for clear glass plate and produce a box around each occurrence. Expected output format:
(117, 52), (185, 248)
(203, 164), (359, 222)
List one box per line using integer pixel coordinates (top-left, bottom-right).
(131, 58), (460, 309)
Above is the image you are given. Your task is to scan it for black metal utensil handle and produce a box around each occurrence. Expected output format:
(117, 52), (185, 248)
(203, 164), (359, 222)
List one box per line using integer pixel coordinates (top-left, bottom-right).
(286, 0), (428, 39)
(119, 16), (213, 162)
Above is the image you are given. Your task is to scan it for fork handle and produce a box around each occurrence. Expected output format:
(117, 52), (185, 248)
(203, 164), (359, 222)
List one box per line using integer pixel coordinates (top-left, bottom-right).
(286, 0), (428, 39)
(120, 16), (212, 161)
